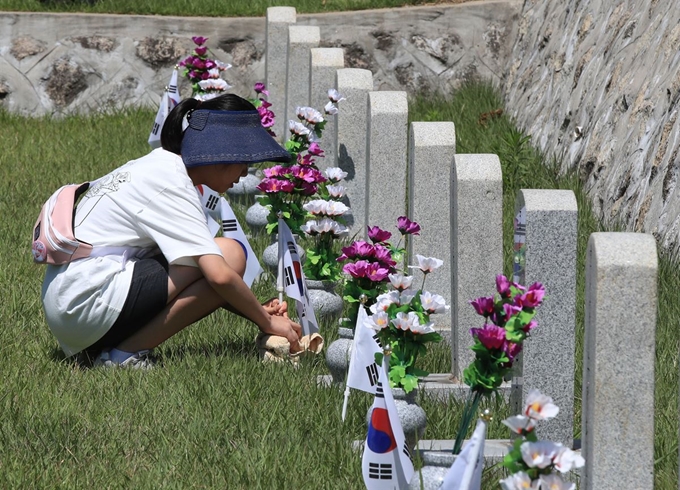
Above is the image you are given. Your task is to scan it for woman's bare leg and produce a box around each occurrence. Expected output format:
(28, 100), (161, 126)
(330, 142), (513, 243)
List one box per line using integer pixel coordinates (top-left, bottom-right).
(116, 237), (246, 352)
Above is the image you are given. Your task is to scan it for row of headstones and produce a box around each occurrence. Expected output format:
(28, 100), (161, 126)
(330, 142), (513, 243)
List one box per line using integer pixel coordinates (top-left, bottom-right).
(263, 7), (669, 489)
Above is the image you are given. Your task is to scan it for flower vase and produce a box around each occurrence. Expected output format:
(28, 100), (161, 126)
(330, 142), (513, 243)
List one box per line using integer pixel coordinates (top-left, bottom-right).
(226, 166), (260, 205)
(245, 195), (269, 234)
(262, 233), (305, 273)
(325, 325), (354, 385)
(305, 279), (343, 320)
(367, 386), (426, 450)
(408, 452), (457, 489)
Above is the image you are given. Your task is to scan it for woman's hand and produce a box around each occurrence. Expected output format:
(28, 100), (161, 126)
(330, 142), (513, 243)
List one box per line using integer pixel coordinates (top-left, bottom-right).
(262, 298), (288, 318)
(262, 315), (302, 353)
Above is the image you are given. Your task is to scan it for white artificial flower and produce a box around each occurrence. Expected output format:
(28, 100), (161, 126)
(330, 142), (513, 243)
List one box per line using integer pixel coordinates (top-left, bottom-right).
(499, 472), (539, 490)
(520, 441), (560, 469)
(313, 217), (348, 237)
(324, 101), (339, 115)
(328, 88), (346, 103)
(207, 68), (221, 78)
(370, 291), (400, 313)
(388, 273), (413, 291)
(303, 199), (328, 215)
(325, 167), (348, 182)
(325, 201), (349, 216)
(399, 289), (416, 306)
(420, 291), (449, 314)
(327, 185), (346, 199)
(538, 474), (575, 490)
(408, 254), (444, 274)
(410, 320), (436, 334)
(501, 415), (536, 435)
(524, 389), (560, 421)
(553, 446), (585, 473)
(296, 106), (324, 124)
(197, 78), (230, 91)
(214, 60), (231, 71)
(391, 311), (419, 331)
(288, 120), (311, 138)
(365, 311), (390, 331)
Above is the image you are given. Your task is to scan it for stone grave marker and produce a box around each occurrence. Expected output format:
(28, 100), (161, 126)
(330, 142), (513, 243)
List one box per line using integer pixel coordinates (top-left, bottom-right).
(265, 6), (296, 141)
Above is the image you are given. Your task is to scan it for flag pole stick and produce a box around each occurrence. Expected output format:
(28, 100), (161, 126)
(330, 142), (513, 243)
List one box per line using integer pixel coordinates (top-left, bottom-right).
(277, 212), (284, 304)
(341, 385), (350, 422)
(342, 297), (367, 421)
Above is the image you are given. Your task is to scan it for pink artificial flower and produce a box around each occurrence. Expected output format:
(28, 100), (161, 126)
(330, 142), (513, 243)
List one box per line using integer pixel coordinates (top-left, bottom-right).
(254, 82), (269, 96)
(503, 303), (522, 321)
(470, 296), (495, 317)
(195, 46), (207, 56)
(308, 142), (325, 157)
(373, 245), (396, 268)
(257, 106), (275, 128)
(366, 262), (390, 282)
(205, 59), (216, 70)
(192, 36), (208, 46)
(396, 216), (421, 235)
(503, 341), (522, 362)
(367, 226), (392, 244)
(496, 274), (511, 298)
(343, 260), (370, 279)
(256, 178), (294, 193)
(515, 282), (545, 308)
(200, 71), (211, 80)
(470, 324), (507, 350)
(522, 320), (537, 333)
(298, 182), (317, 196)
(193, 59), (206, 70)
(263, 166), (285, 178)
(260, 99), (272, 109)
(188, 70), (198, 80)
(297, 153), (315, 167)
(289, 165), (317, 183)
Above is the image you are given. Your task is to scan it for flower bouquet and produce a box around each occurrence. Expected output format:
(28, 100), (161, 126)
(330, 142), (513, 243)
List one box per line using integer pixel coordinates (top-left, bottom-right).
(337, 217), (421, 328)
(363, 254), (447, 393)
(500, 390), (584, 490)
(452, 275), (545, 454)
(179, 36), (231, 100)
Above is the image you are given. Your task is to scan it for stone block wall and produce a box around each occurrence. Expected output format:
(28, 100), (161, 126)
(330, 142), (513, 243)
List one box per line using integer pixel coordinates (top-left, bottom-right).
(0, 1), (520, 116)
(504, 0), (680, 252)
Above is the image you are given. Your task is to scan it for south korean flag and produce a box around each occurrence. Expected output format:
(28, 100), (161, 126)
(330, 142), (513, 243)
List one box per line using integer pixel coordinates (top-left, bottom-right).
(346, 305), (382, 394)
(278, 218), (319, 335)
(195, 184), (264, 288)
(148, 69), (180, 149)
(362, 357), (414, 490)
(440, 419), (486, 490)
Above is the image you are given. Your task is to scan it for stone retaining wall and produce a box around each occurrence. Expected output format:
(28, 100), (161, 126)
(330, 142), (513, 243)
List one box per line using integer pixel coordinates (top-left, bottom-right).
(0, 1), (520, 116)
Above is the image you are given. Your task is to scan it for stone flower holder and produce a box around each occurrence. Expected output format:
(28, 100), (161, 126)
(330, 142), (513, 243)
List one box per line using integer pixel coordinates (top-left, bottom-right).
(408, 451), (456, 489)
(367, 386), (427, 450)
(245, 195), (269, 235)
(305, 279), (343, 319)
(325, 326), (354, 385)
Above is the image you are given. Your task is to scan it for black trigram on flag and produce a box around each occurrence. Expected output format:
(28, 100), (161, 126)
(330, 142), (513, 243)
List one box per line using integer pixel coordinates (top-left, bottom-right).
(168, 84), (177, 94)
(151, 122), (160, 135)
(368, 463), (392, 480)
(366, 363), (379, 386)
(284, 266), (295, 287)
(375, 382), (384, 398)
(222, 219), (237, 233)
(402, 442), (412, 462)
(286, 241), (297, 255)
(206, 195), (219, 211)
(372, 333), (382, 349)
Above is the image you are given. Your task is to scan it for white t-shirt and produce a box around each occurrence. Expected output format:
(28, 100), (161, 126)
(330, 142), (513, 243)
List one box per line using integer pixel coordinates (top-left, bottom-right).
(41, 148), (222, 356)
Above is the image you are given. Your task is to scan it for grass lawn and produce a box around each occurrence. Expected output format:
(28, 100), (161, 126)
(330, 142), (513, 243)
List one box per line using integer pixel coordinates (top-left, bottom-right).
(0, 0), (465, 17)
(0, 82), (678, 488)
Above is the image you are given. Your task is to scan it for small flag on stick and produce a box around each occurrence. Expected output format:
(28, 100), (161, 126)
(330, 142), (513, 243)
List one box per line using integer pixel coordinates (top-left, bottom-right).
(277, 218), (319, 336)
(440, 419), (486, 490)
(361, 355), (414, 489)
(148, 68), (181, 149)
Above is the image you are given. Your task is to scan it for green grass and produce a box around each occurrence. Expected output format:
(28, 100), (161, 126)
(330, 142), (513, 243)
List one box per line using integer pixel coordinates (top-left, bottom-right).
(0, 0), (454, 17)
(0, 82), (678, 488)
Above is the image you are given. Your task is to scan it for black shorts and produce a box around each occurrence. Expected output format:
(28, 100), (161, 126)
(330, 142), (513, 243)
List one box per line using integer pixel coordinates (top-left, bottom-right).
(87, 255), (169, 352)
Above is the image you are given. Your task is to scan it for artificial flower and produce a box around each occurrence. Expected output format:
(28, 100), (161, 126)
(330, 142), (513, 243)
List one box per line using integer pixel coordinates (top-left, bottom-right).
(470, 324), (506, 350)
(365, 262), (390, 282)
(288, 120), (311, 138)
(324, 101), (339, 115)
(538, 474), (575, 490)
(325, 201), (349, 216)
(325, 167), (348, 182)
(514, 282), (546, 308)
(499, 472), (539, 490)
(420, 291), (448, 314)
(328, 88), (346, 103)
(327, 185), (345, 199)
(409, 254), (444, 274)
(397, 216), (421, 235)
(365, 311), (390, 331)
(469, 296), (495, 317)
(391, 311), (419, 331)
(192, 36), (208, 45)
(296, 106), (324, 124)
(367, 226), (392, 244)
(303, 200), (328, 215)
(520, 441), (560, 469)
(501, 415), (536, 435)
(524, 389), (560, 421)
(308, 142), (325, 156)
(254, 82), (269, 96)
(552, 445), (585, 473)
(388, 273), (413, 291)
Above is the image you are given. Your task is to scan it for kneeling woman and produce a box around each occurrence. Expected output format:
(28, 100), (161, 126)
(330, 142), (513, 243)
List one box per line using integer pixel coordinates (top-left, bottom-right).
(41, 94), (301, 367)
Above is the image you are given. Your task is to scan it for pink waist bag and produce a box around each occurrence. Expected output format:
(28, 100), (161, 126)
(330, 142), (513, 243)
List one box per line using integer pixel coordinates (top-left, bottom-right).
(32, 183), (93, 265)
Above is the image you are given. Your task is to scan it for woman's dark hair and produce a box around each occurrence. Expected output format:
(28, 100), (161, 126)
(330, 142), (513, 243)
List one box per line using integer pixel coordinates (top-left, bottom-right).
(160, 93), (257, 155)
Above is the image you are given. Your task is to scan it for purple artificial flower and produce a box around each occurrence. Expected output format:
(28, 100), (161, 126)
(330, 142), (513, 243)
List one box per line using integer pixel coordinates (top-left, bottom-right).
(297, 153), (315, 167)
(193, 59), (206, 70)
(260, 99), (272, 109)
(195, 46), (207, 56)
(289, 165), (317, 183)
(373, 245), (397, 268)
(470, 324), (507, 350)
(366, 262), (390, 282)
(515, 282), (545, 308)
(192, 36), (208, 46)
(308, 142), (325, 157)
(503, 341), (522, 362)
(522, 320), (537, 333)
(263, 166), (285, 178)
(343, 260), (370, 279)
(503, 302), (522, 321)
(256, 178), (294, 193)
(188, 70), (198, 80)
(254, 82), (270, 96)
(354, 241), (376, 259)
(298, 182), (317, 196)
(200, 71), (211, 80)
(367, 226), (392, 244)
(258, 106), (276, 128)
(496, 274), (512, 298)
(204, 59), (216, 70)
(470, 296), (495, 317)
(396, 216), (421, 235)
